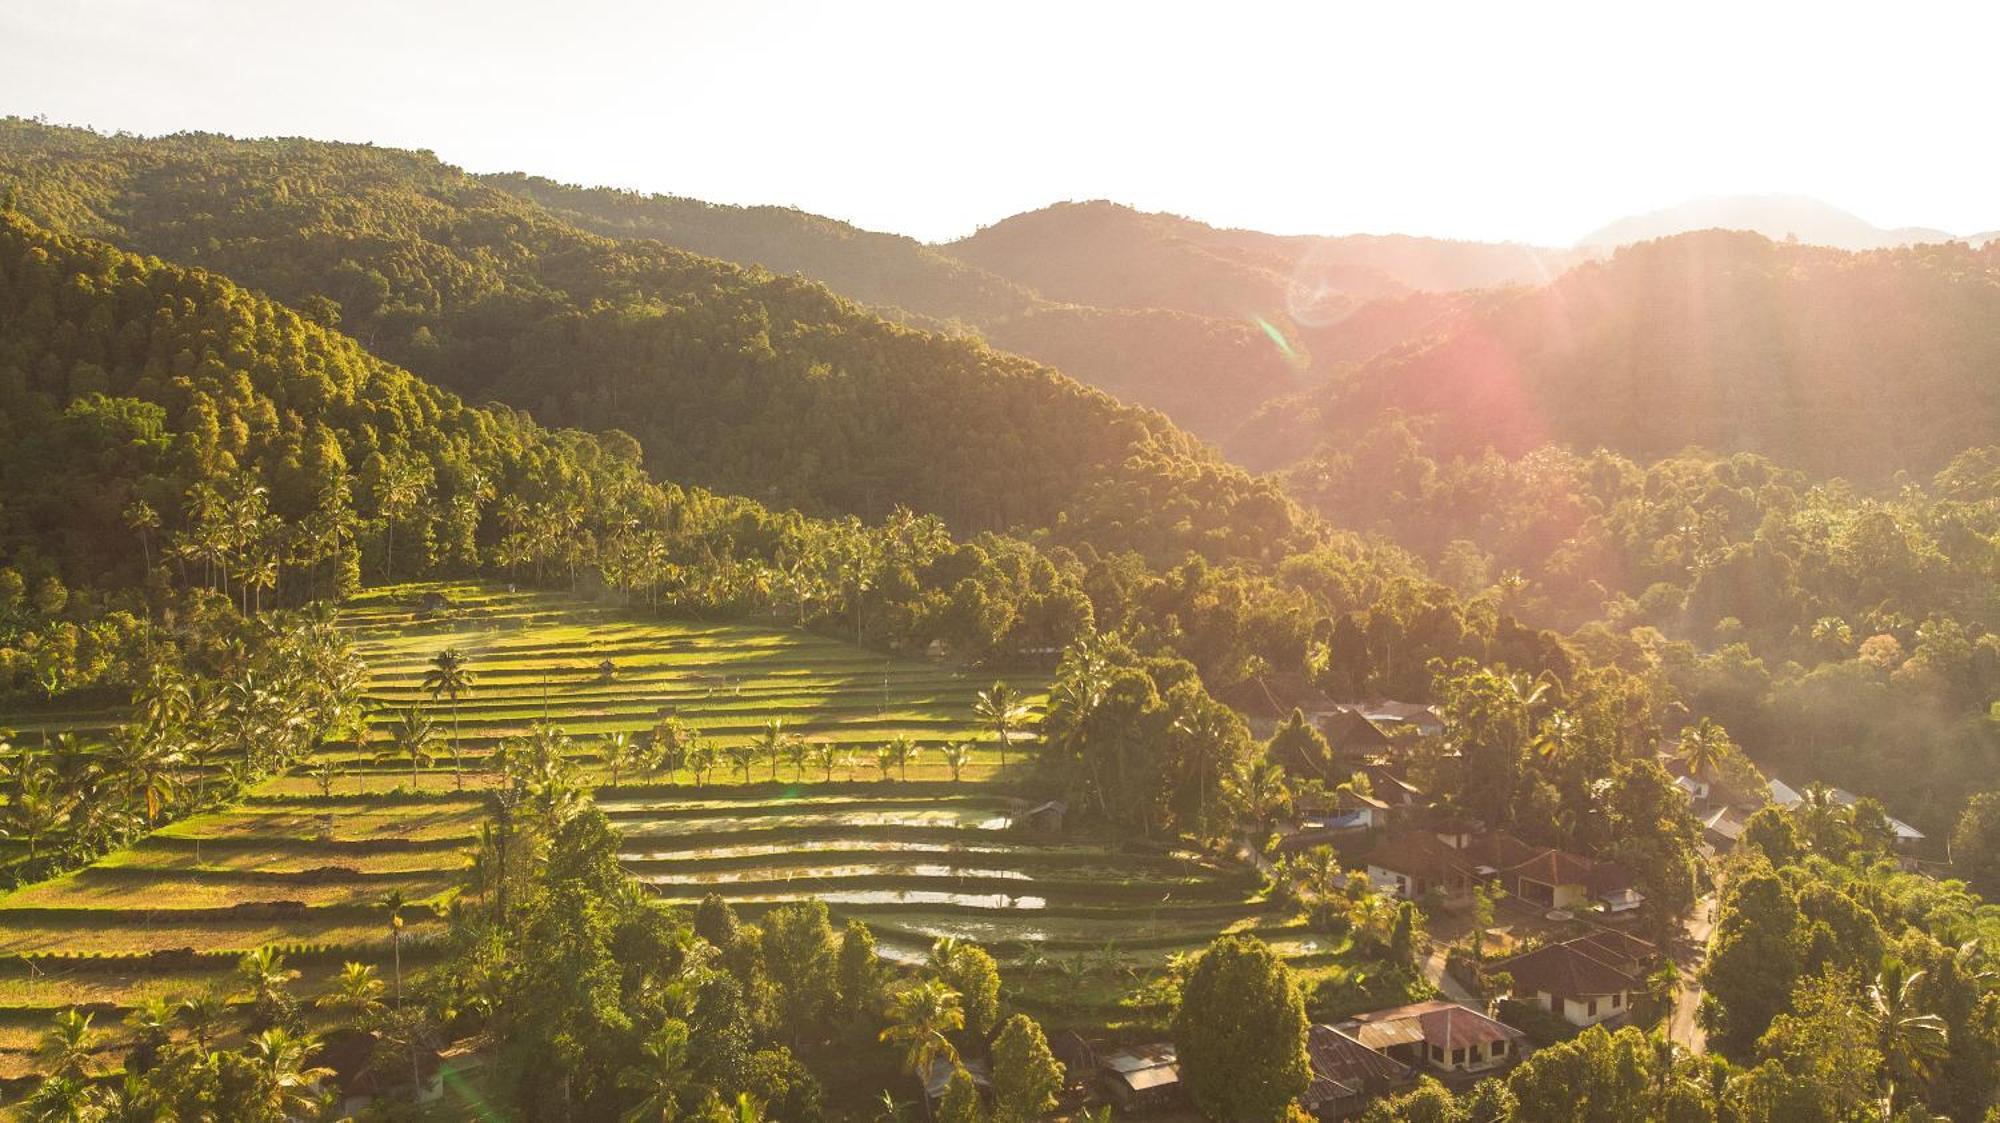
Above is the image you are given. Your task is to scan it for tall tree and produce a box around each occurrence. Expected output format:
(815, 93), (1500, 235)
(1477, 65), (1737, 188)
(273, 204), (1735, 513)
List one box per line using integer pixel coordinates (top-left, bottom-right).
(989, 1014), (1064, 1123)
(422, 647), (475, 789)
(1171, 936), (1309, 1123)
(880, 980), (964, 1082)
(974, 683), (1030, 770)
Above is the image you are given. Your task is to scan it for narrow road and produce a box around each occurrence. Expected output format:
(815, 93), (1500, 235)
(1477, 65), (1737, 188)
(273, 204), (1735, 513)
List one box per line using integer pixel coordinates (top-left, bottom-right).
(1667, 891), (1717, 1052)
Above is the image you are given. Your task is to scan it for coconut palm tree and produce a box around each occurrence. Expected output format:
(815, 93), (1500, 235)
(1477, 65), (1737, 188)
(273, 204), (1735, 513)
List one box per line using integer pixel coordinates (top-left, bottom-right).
(1677, 718), (1728, 782)
(1230, 757), (1293, 838)
(177, 992), (228, 1053)
(756, 720), (789, 782)
(879, 979), (965, 1079)
(0, 753), (72, 861)
(1170, 705), (1236, 834)
(109, 727), (186, 825)
(601, 731), (638, 788)
(21, 1075), (100, 1122)
(123, 995), (177, 1072)
(785, 735), (811, 783)
(318, 962), (386, 1026)
(617, 1019), (697, 1123)
(385, 890), (409, 1007)
(245, 1027), (334, 1120)
(1799, 780), (1843, 844)
(925, 938), (963, 979)
(37, 1008), (97, 1081)
(885, 736), (921, 782)
(723, 742), (758, 785)
(422, 648), (475, 789)
(974, 684), (1030, 770)
(808, 740), (838, 783)
(1868, 963), (1948, 1111)
(237, 945), (301, 1025)
(382, 708), (439, 787)
(688, 742), (717, 788)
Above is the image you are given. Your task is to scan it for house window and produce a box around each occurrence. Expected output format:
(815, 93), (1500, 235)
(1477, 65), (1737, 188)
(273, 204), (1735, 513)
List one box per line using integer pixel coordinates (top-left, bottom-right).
(1493, 1040), (1508, 1056)
(1612, 993), (1624, 1009)
(1430, 1044), (1443, 1062)
(1586, 999), (1598, 1017)
(1452, 1048), (1465, 1066)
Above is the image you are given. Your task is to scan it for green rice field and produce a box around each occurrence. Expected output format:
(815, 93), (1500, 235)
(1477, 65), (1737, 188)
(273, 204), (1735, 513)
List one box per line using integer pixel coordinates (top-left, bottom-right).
(0, 581), (1313, 1076)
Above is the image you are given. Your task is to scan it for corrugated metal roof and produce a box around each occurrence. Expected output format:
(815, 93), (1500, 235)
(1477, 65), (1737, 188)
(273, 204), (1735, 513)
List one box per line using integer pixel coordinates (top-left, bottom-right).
(1347, 1018), (1427, 1050)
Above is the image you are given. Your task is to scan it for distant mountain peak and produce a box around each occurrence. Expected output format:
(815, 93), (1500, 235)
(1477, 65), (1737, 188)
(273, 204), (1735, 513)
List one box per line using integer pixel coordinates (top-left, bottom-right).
(1578, 194), (1959, 252)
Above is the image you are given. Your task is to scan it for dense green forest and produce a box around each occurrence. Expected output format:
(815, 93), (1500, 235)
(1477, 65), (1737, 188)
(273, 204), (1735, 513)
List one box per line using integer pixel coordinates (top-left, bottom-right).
(488, 175), (1312, 443)
(490, 181), (1571, 456)
(0, 120), (1304, 564)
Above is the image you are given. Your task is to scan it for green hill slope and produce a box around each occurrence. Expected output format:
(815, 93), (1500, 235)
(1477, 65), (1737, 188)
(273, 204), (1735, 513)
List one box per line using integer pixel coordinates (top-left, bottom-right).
(0, 120), (1306, 564)
(486, 174), (1308, 442)
(1284, 230), (2000, 483)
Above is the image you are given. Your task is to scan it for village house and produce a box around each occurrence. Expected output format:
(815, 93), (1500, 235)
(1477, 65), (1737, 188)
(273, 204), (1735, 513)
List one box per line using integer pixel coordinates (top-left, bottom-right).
(1097, 1043), (1181, 1112)
(1216, 673), (1343, 739)
(1337, 1001), (1525, 1077)
(1317, 706), (1394, 766)
(1499, 847), (1643, 912)
(1702, 805), (1746, 853)
(1334, 700), (1446, 739)
(1361, 828), (1644, 913)
(1766, 777), (1927, 852)
(1300, 1023), (1415, 1120)
(1278, 792), (1394, 852)
(1493, 931), (1659, 1027)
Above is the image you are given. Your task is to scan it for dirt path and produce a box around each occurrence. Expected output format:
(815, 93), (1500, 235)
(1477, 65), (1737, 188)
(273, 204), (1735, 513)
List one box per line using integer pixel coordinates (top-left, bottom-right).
(1421, 945), (1479, 1004)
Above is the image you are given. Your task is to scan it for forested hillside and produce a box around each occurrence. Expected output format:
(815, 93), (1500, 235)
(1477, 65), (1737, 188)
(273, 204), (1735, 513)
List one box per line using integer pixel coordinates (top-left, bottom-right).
(945, 201), (1577, 317)
(0, 120), (1304, 565)
(0, 211), (1122, 674)
(490, 174), (1310, 442)
(487, 172), (1040, 327)
(1280, 230), (2000, 483)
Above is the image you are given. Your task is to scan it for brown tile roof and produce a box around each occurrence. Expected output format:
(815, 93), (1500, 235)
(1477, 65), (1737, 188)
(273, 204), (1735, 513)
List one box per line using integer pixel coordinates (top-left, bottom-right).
(1302, 1024), (1412, 1106)
(1362, 831), (1481, 883)
(1318, 708), (1394, 754)
(1217, 673), (1337, 719)
(1495, 845), (1633, 895)
(1343, 1001), (1525, 1053)
(1570, 929), (1658, 970)
(1366, 830), (1635, 898)
(1494, 940), (1641, 1000)
(1469, 832), (1546, 870)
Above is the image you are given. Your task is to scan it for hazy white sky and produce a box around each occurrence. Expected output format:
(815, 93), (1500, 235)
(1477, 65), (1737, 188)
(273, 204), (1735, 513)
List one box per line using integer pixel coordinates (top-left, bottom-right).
(4, 0), (1998, 245)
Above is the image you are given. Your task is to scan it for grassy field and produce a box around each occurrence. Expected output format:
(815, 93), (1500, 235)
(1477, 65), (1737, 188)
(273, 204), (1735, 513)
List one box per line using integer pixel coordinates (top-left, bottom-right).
(0, 581), (1317, 1080)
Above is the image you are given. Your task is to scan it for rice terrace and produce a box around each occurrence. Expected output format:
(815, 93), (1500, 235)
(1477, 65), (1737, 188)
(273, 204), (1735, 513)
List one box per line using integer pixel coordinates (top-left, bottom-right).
(0, 582), (1323, 1083)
